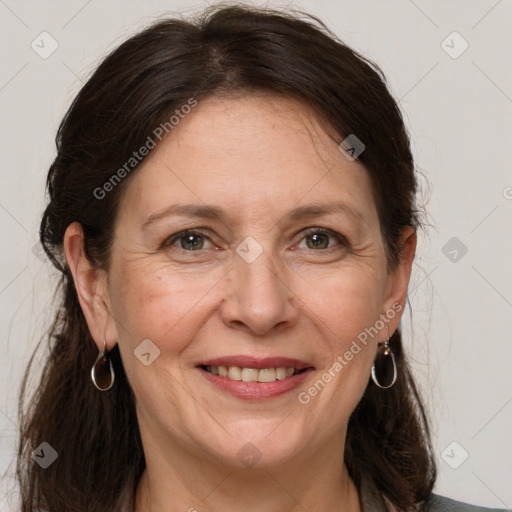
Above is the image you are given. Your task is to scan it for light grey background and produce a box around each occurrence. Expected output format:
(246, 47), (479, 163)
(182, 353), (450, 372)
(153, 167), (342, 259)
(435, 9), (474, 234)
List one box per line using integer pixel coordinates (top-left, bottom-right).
(1, 0), (511, 510)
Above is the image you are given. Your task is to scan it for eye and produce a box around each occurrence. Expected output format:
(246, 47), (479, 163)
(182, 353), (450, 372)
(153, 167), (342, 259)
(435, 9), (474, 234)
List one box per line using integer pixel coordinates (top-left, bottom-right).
(296, 228), (347, 251)
(163, 229), (214, 251)
(162, 227), (347, 253)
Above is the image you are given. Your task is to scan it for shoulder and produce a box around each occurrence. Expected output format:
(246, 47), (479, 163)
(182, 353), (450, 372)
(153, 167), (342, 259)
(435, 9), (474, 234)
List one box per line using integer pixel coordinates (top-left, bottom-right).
(424, 493), (507, 512)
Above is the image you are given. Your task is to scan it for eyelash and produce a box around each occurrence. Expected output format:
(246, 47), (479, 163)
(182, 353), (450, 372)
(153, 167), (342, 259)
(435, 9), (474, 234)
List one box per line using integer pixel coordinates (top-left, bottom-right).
(163, 227), (348, 253)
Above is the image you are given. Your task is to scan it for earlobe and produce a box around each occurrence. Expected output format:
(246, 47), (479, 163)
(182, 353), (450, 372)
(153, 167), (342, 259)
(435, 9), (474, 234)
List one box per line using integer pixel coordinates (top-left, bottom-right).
(63, 222), (117, 352)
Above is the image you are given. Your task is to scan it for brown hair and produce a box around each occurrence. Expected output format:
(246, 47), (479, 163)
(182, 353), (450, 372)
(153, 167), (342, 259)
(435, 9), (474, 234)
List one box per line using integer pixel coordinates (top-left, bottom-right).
(16, 4), (435, 511)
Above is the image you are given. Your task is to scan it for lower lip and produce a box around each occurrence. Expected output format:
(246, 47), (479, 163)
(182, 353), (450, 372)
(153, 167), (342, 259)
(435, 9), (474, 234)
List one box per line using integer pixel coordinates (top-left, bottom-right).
(198, 367), (314, 400)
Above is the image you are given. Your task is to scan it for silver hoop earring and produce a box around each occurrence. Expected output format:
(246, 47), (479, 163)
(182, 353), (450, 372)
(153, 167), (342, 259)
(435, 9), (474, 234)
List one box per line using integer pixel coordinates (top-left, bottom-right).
(371, 329), (397, 389)
(91, 340), (115, 391)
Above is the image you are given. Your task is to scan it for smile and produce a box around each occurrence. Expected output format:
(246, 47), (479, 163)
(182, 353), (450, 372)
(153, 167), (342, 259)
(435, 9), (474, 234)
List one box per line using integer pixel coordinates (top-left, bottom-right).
(197, 356), (314, 400)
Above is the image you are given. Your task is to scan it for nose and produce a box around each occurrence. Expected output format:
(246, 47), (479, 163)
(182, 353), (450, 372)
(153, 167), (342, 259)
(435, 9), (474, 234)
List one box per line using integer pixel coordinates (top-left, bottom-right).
(220, 246), (299, 336)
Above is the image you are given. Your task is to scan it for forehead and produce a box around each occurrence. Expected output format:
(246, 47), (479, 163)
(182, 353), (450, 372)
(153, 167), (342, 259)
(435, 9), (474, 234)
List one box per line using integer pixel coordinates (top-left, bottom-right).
(117, 94), (378, 230)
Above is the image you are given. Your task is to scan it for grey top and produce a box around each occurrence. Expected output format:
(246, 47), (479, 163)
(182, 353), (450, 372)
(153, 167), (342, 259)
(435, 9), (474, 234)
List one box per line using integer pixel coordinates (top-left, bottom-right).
(115, 475), (508, 511)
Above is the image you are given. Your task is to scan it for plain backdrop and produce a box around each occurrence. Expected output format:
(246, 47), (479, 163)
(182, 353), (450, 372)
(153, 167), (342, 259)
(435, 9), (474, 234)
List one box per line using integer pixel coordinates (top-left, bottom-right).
(1, 0), (511, 510)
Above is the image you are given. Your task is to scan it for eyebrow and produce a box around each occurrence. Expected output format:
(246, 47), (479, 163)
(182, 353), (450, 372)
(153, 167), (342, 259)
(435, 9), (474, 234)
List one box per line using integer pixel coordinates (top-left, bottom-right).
(141, 201), (367, 229)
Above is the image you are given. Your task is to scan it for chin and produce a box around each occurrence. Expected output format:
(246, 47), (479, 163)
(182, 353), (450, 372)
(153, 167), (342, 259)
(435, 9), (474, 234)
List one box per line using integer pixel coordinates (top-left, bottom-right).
(195, 418), (311, 470)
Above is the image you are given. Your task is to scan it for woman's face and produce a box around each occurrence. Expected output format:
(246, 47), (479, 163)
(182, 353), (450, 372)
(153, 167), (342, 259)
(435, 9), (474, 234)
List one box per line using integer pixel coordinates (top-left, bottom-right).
(100, 95), (413, 469)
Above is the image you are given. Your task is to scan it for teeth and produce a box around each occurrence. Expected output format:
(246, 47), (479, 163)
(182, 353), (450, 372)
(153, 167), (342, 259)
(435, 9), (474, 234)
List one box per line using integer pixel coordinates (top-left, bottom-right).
(275, 367), (287, 380)
(258, 368), (276, 382)
(205, 365), (299, 382)
(228, 366), (242, 380)
(241, 368), (259, 382)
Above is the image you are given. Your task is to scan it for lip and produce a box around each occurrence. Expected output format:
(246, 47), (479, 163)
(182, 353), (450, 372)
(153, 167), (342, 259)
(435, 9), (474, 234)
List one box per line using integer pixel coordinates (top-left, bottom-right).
(199, 366), (314, 400)
(197, 356), (313, 371)
(196, 355), (315, 401)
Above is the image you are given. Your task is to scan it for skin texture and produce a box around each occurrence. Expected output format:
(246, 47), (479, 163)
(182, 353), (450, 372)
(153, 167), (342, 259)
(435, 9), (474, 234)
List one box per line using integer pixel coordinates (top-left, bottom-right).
(64, 95), (416, 512)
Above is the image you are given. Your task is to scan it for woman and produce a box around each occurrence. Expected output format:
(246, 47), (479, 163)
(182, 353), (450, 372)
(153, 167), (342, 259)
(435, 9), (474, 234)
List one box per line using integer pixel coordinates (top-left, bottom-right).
(16, 5), (505, 512)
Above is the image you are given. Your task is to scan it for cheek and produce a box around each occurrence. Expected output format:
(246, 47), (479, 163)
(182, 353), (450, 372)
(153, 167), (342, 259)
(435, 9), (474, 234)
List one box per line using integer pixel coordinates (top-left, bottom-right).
(294, 260), (385, 343)
(108, 262), (227, 420)
(109, 260), (226, 358)
(292, 262), (385, 398)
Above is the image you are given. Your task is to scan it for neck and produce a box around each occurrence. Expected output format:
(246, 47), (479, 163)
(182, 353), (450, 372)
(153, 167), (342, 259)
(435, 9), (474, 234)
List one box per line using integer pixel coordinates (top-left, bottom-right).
(134, 428), (361, 512)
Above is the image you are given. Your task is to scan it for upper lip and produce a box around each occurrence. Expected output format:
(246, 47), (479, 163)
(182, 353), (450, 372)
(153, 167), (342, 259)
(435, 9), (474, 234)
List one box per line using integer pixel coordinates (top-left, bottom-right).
(197, 356), (314, 370)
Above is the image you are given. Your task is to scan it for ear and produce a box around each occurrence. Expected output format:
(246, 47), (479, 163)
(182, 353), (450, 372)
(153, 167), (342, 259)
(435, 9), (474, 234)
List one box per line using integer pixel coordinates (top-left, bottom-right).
(63, 222), (117, 353)
(381, 225), (417, 336)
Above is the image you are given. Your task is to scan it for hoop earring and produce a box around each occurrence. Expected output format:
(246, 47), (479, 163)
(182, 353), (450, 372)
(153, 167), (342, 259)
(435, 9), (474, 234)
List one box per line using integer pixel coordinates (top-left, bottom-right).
(371, 327), (397, 389)
(91, 339), (115, 391)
